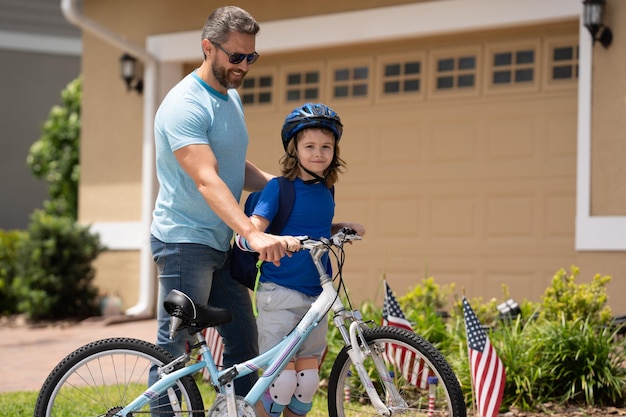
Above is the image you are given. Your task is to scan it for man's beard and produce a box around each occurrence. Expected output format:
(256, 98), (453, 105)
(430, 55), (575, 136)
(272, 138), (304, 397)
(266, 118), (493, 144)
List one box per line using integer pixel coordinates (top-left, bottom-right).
(212, 61), (245, 90)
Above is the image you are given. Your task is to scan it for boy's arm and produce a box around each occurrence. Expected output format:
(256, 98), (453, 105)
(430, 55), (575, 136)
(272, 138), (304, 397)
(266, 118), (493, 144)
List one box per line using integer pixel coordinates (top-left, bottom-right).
(244, 160), (275, 192)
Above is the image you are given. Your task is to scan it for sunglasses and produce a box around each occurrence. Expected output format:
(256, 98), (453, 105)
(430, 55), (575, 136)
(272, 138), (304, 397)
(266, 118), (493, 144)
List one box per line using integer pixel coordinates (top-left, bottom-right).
(212, 41), (259, 65)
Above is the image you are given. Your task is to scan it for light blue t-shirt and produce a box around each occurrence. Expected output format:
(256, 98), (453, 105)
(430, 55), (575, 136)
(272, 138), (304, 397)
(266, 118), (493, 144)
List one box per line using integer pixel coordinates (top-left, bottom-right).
(151, 71), (248, 251)
(252, 177), (334, 296)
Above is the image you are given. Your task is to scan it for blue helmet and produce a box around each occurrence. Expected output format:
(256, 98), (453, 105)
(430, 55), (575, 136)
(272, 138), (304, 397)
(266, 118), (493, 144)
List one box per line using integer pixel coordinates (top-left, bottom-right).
(280, 103), (343, 151)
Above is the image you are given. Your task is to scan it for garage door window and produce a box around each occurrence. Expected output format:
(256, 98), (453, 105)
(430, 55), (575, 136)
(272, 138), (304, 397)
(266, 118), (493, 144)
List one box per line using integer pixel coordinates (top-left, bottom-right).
(543, 36), (578, 91)
(383, 61), (421, 94)
(241, 74), (273, 105)
(492, 49), (535, 85)
(436, 56), (475, 89)
(285, 70), (320, 102)
(331, 65), (370, 99)
(429, 47), (480, 98)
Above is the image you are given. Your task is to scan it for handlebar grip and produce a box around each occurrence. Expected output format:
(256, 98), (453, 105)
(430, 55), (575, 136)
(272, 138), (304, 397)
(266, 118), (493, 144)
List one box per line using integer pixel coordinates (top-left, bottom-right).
(339, 227), (356, 235)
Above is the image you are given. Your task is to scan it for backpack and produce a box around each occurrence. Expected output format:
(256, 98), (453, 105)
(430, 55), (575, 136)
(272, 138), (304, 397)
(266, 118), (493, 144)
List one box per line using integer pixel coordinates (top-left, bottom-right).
(230, 176), (333, 289)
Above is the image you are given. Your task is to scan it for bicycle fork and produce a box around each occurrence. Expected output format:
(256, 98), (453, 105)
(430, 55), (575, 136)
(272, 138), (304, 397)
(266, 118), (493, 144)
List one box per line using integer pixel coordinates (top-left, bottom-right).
(334, 311), (408, 416)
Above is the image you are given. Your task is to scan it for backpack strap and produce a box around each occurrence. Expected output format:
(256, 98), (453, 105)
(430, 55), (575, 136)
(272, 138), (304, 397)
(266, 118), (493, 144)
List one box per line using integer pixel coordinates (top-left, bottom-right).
(252, 177), (295, 317)
(252, 179), (335, 316)
(267, 176), (295, 235)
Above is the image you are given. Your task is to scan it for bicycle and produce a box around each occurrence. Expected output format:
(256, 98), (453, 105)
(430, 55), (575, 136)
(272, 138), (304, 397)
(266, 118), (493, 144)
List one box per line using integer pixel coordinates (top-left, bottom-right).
(34, 228), (466, 417)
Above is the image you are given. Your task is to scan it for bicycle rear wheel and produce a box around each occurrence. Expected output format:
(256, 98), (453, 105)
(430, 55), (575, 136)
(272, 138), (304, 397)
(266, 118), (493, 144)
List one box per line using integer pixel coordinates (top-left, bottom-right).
(328, 326), (466, 417)
(34, 337), (204, 417)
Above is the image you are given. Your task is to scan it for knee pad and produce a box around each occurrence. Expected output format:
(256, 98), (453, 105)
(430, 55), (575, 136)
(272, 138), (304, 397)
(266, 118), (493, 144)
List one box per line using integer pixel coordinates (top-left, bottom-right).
(260, 390), (285, 417)
(293, 368), (320, 403)
(287, 396), (313, 416)
(269, 369), (297, 405)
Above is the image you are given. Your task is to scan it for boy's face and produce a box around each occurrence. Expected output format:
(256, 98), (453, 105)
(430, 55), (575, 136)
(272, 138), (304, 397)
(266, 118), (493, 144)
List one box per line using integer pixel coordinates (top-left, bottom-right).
(296, 128), (335, 179)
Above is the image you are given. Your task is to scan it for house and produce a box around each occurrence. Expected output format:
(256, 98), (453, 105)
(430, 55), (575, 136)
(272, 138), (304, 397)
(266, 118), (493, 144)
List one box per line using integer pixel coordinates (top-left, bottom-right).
(0, 0), (81, 230)
(63, 0), (625, 316)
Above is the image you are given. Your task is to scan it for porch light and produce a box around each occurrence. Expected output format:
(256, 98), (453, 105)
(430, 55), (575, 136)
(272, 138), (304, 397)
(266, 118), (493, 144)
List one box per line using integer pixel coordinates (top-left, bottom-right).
(120, 53), (144, 94)
(582, 0), (613, 48)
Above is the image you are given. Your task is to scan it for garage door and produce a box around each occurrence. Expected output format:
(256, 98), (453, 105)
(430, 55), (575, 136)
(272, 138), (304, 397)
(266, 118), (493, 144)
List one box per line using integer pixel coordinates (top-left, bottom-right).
(242, 22), (579, 305)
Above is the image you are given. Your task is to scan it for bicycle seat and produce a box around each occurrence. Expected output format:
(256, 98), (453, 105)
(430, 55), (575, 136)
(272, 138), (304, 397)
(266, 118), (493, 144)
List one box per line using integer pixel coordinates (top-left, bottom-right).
(163, 289), (232, 329)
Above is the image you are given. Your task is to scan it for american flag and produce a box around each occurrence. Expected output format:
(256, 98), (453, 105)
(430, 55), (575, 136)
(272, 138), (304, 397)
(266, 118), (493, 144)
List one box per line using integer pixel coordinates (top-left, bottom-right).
(463, 297), (505, 417)
(382, 281), (432, 389)
(200, 327), (224, 380)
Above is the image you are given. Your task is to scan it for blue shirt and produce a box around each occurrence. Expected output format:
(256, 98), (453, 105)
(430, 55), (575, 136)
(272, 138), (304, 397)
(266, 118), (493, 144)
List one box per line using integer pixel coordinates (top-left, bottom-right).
(151, 71), (248, 251)
(252, 177), (334, 296)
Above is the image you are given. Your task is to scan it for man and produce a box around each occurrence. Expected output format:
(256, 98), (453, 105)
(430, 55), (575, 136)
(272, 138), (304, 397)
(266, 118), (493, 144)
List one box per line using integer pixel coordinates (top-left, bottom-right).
(150, 5), (300, 395)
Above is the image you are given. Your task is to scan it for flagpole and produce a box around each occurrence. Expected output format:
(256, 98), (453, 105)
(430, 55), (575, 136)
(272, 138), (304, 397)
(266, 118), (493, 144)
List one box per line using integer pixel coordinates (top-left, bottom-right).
(467, 340), (478, 417)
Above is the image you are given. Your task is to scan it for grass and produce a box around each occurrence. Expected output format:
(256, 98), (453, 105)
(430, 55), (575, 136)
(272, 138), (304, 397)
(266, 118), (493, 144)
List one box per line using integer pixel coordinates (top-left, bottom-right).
(0, 390), (38, 416)
(0, 382), (330, 417)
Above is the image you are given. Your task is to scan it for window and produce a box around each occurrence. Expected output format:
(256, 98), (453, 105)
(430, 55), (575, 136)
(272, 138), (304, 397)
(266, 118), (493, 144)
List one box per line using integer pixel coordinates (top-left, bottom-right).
(550, 45), (578, 80)
(543, 36), (579, 90)
(383, 61), (422, 95)
(485, 41), (539, 93)
(240, 74), (273, 105)
(330, 64), (370, 100)
(491, 49), (535, 85)
(436, 56), (476, 90)
(285, 70), (321, 102)
(430, 47), (480, 97)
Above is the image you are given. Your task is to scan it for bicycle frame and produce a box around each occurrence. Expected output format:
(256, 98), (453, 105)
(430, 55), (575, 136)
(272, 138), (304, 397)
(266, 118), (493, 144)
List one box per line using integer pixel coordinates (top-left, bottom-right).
(117, 231), (402, 416)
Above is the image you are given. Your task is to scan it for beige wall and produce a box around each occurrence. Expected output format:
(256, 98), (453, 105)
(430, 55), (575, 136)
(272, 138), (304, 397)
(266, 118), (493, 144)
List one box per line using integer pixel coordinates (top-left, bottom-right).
(591, 1), (626, 216)
(77, 1), (626, 316)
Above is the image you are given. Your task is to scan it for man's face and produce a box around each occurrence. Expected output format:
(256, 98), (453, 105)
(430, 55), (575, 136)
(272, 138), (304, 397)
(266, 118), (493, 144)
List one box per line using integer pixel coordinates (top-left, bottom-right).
(210, 32), (257, 90)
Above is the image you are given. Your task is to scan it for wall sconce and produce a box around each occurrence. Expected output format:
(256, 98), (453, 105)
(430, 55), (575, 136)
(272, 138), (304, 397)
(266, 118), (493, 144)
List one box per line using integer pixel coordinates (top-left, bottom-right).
(119, 53), (144, 94)
(583, 0), (613, 48)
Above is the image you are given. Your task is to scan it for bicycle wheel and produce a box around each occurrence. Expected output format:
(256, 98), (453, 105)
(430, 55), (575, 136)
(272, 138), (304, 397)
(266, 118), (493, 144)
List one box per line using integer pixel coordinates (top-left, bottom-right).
(34, 337), (205, 417)
(328, 326), (466, 417)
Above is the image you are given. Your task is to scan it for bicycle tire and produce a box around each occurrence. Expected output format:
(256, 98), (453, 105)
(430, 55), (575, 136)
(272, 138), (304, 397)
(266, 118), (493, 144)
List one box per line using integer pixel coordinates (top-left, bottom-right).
(34, 337), (205, 417)
(328, 326), (466, 417)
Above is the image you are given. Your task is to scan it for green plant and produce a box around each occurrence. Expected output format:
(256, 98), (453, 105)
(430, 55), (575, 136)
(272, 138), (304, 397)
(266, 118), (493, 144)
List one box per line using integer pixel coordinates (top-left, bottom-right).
(540, 266), (612, 325)
(0, 230), (27, 315)
(27, 76), (81, 220)
(531, 317), (626, 406)
(11, 210), (104, 320)
(399, 277), (455, 349)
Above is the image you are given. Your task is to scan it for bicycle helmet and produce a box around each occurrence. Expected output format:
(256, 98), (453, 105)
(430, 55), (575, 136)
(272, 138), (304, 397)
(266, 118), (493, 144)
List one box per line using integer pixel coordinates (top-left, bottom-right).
(280, 103), (343, 151)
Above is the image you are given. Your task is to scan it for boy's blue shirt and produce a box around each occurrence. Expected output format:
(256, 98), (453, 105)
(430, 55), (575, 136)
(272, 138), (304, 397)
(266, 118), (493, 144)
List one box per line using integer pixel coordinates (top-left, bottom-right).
(253, 177), (334, 296)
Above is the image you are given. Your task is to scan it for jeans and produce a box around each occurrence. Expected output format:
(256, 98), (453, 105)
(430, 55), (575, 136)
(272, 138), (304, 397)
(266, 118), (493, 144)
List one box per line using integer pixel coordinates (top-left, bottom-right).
(150, 235), (259, 396)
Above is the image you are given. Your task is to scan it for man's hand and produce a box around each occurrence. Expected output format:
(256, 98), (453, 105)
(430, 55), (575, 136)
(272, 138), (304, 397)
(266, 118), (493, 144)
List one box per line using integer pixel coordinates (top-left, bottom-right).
(246, 230), (301, 266)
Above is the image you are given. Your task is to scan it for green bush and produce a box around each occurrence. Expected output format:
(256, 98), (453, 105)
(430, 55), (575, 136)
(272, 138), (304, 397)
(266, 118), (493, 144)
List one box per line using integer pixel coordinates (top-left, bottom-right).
(27, 77), (81, 220)
(0, 230), (28, 315)
(540, 266), (613, 325)
(322, 267), (625, 412)
(11, 210), (104, 320)
(448, 266), (623, 411)
(400, 277), (455, 350)
(530, 317), (626, 406)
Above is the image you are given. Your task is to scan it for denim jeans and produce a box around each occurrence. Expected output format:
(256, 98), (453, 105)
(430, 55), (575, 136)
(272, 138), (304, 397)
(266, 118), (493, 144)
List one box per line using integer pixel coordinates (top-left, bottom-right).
(150, 235), (259, 395)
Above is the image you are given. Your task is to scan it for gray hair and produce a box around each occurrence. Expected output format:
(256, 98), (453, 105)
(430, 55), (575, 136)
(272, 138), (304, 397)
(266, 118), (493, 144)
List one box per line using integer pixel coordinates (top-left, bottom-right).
(201, 6), (260, 44)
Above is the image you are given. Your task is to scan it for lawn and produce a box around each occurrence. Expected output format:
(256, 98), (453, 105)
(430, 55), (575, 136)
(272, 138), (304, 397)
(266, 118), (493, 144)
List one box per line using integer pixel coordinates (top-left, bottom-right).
(0, 383), (331, 417)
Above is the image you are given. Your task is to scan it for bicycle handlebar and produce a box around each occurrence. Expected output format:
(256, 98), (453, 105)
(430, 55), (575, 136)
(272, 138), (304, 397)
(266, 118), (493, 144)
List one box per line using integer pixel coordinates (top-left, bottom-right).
(298, 227), (361, 251)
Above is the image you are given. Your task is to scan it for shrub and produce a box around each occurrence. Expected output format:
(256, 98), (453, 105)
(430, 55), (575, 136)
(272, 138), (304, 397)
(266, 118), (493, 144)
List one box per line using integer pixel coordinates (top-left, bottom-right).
(400, 277), (455, 350)
(530, 317), (626, 406)
(27, 77), (81, 220)
(11, 210), (105, 320)
(540, 266), (612, 325)
(0, 230), (28, 315)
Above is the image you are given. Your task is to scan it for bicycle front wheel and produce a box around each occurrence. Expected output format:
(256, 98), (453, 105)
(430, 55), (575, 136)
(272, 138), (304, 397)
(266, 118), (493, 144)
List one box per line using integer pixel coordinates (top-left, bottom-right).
(34, 337), (205, 417)
(328, 326), (466, 417)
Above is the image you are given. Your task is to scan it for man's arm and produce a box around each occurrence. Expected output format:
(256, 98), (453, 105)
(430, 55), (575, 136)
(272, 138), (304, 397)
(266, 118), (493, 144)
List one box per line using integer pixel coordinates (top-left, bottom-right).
(174, 144), (294, 263)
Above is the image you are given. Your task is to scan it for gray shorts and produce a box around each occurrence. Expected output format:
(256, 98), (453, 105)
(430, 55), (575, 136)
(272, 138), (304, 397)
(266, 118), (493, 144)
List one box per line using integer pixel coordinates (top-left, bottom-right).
(256, 282), (327, 361)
